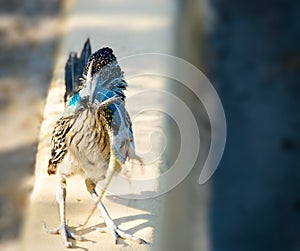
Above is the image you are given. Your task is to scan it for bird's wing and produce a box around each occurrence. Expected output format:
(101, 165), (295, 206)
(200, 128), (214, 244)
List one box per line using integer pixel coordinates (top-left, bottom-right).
(92, 91), (136, 164)
(48, 115), (75, 175)
(109, 103), (132, 164)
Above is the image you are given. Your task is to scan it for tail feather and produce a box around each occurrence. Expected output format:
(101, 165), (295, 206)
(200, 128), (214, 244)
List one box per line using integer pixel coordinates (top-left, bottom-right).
(64, 38), (91, 102)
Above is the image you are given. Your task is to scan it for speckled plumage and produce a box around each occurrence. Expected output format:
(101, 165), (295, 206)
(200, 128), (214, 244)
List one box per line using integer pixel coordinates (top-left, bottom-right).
(44, 39), (146, 247)
(48, 41), (136, 179)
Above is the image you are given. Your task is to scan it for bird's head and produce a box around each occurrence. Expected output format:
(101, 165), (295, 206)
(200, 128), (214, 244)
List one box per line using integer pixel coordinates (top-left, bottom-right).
(79, 47), (122, 102)
(83, 47), (116, 77)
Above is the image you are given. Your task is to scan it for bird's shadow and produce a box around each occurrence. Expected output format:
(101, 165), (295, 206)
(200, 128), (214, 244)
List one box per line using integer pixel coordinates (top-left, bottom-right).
(69, 242), (89, 251)
(67, 193), (155, 249)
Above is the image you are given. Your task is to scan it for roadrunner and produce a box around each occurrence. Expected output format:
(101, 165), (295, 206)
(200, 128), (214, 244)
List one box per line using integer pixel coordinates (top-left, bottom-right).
(43, 39), (146, 247)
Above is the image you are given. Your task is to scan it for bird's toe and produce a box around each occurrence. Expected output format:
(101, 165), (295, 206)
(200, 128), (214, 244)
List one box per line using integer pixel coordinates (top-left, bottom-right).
(95, 222), (147, 245)
(43, 222), (85, 247)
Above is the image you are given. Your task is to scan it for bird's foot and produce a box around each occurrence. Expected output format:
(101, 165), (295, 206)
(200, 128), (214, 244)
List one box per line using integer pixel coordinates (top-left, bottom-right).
(96, 223), (147, 245)
(43, 222), (86, 248)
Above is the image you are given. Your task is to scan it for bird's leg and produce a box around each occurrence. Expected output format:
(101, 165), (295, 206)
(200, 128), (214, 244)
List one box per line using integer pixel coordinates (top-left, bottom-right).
(43, 175), (85, 247)
(81, 151), (118, 229)
(85, 178), (147, 244)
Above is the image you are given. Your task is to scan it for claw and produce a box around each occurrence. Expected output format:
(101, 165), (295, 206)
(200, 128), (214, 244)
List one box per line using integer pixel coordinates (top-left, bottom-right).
(115, 227), (148, 244)
(43, 222), (86, 248)
(96, 224), (148, 245)
(42, 221), (60, 234)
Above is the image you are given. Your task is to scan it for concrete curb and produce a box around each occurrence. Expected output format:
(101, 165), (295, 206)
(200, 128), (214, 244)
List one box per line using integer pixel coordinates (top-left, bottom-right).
(21, 0), (175, 250)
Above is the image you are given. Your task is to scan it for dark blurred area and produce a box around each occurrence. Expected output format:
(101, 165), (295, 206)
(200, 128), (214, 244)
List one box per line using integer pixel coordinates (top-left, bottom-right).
(208, 0), (300, 250)
(0, 0), (62, 249)
(164, 0), (300, 250)
(201, 0), (300, 250)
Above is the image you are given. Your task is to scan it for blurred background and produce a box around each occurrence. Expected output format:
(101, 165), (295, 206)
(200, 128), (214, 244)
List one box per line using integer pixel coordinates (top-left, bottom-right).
(0, 0), (300, 250)
(172, 0), (300, 250)
(0, 0), (62, 250)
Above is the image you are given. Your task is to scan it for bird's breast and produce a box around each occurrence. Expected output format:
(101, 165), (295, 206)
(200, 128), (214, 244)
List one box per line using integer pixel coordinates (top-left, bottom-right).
(60, 109), (111, 182)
